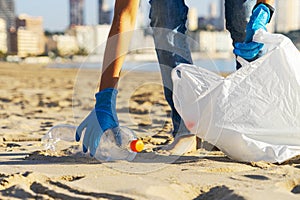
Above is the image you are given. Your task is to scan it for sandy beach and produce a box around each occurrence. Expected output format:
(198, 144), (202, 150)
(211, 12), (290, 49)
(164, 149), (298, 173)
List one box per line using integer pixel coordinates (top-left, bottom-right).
(1, 62), (300, 200)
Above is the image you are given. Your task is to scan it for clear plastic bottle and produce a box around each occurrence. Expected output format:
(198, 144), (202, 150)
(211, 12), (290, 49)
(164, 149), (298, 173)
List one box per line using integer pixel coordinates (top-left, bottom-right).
(94, 126), (144, 162)
(41, 124), (80, 155)
(41, 125), (144, 161)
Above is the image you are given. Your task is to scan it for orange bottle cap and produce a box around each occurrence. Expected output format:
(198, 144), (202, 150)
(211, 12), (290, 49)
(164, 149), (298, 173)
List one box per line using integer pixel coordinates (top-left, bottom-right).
(130, 140), (144, 152)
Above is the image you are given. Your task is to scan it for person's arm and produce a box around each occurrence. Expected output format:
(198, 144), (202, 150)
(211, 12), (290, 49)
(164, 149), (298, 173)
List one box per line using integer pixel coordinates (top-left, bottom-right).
(257, 0), (274, 5)
(75, 0), (140, 156)
(99, 0), (140, 91)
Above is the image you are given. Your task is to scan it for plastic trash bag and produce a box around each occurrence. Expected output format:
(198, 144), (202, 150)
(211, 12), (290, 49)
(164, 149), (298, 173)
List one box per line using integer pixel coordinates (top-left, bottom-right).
(172, 30), (300, 163)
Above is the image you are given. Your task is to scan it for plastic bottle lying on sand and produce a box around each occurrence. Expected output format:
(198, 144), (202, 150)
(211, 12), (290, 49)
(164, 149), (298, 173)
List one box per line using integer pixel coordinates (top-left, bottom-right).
(94, 126), (144, 162)
(41, 125), (144, 161)
(41, 124), (80, 154)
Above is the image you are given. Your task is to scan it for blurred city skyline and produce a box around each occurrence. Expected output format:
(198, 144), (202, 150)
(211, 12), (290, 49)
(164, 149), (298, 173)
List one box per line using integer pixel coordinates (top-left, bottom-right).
(0, 0), (298, 61)
(15, 0), (220, 31)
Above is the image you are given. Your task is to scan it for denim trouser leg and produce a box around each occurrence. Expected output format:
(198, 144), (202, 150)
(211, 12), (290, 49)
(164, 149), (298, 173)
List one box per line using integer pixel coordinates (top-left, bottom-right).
(149, 0), (192, 137)
(225, 0), (256, 69)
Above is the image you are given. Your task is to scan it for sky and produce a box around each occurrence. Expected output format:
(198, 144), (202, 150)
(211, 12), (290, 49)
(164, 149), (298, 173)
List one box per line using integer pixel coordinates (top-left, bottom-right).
(15, 0), (220, 32)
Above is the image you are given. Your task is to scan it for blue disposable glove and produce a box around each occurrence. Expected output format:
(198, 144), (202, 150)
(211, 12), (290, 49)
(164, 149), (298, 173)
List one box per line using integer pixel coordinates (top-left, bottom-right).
(234, 3), (271, 60)
(75, 88), (119, 157)
(234, 42), (264, 60)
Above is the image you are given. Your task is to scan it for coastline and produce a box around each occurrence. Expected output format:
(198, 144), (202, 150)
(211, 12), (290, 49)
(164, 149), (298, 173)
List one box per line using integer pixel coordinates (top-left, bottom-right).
(16, 51), (234, 65)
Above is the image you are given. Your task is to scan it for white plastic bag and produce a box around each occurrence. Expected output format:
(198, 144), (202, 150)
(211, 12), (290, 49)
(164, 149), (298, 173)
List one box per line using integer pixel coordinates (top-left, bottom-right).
(172, 30), (300, 163)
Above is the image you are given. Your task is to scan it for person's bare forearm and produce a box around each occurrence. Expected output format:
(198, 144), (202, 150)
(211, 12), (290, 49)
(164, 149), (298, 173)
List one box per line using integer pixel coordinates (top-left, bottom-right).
(257, 0), (274, 6)
(99, 0), (140, 91)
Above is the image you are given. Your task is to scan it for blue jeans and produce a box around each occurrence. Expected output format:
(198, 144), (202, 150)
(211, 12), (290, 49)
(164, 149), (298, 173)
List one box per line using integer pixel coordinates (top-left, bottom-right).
(149, 0), (256, 136)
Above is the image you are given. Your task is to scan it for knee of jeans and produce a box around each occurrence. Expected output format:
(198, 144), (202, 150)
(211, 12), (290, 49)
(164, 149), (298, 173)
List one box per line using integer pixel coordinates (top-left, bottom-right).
(225, 0), (256, 43)
(226, 16), (248, 43)
(149, 0), (164, 28)
(149, 0), (188, 29)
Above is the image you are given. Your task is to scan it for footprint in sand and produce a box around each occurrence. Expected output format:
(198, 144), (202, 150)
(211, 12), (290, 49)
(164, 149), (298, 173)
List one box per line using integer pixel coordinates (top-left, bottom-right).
(195, 185), (244, 200)
(0, 172), (133, 200)
(278, 178), (300, 195)
(291, 184), (300, 194)
(59, 175), (85, 182)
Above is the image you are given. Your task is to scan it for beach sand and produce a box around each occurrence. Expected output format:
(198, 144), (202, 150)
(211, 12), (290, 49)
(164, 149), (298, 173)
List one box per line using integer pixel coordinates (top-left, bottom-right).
(1, 62), (300, 199)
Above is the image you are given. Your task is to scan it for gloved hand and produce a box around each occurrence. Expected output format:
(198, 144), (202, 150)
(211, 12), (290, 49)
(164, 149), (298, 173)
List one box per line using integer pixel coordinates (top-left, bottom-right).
(75, 88), (119, 157)
(234, 3), (271, 60)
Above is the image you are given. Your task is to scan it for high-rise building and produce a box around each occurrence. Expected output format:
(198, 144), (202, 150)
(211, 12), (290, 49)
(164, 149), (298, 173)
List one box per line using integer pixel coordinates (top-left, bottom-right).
(70, 0), (85, 27)
(0, 0), (15, 31)
(218, 0), (225, 30)
(0, 0), (15, 53)
(209, 2), (218, 18)
(98, 0), (112, 24)
(202, 1), (225, 31)
(275, 0), (300, 33)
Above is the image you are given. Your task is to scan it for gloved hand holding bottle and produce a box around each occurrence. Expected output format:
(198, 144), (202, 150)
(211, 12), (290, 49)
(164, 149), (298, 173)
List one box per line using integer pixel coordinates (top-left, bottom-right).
(234, 2), (274, 60)
(75, 88), (119, 157)
(76, 1), (140, 158)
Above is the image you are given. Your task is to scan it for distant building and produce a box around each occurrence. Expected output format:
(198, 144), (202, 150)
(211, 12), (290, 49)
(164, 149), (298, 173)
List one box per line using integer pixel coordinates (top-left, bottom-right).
(218, 0), (225, 30)
(98, 0), (112, 24)
(0, 0), (15, 31)
(54, 35), (78, 56)
(209, 2), (218, 18)
(70, 0), (85, 27)
(45, 35), (57, 55)
(275, 0), (300, 33)
(198, 1), (225, 31)
(195, 31), (232, 53)
(136, 1), (150, 28)
(16, 29), (40, 57)
(63, 24), (110, 55)
(67, 25), (110, 55)
(0, 0), (16, 53)
(10, 14), (45, 57)
(129, 29), (155, 53)
(0, 18), (7, 53)
(188, 7), (198, 31)
(17, 14), (45, 55)
(94, 25), (111, 54)
(67, 25), (95, 53)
